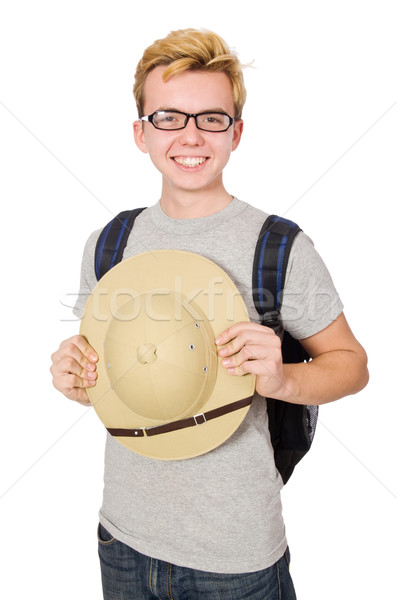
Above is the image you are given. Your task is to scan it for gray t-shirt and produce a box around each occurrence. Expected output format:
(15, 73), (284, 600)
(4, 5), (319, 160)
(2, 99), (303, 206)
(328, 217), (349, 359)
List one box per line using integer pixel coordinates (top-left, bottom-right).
(74, 198), (343, 574)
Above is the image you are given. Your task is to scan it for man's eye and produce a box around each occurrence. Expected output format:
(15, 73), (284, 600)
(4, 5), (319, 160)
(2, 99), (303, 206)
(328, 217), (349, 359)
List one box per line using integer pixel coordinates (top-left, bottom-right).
(156, 114), (177, 123)
(203, 115), (222, 123)
(154, 112), (185, 127)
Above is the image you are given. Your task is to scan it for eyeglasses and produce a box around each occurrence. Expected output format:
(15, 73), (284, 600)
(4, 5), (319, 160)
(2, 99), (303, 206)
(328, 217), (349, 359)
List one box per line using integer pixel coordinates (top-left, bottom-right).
(140, 110), (235, 132)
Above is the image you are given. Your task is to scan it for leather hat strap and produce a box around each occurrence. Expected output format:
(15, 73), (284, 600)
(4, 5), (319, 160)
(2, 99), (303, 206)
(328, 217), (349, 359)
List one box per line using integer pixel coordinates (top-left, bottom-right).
(106, 395), (253, 438)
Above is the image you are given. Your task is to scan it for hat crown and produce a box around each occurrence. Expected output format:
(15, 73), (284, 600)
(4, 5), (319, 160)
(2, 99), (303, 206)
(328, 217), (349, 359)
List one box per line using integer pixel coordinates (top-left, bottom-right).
(104, 292), (217, 423)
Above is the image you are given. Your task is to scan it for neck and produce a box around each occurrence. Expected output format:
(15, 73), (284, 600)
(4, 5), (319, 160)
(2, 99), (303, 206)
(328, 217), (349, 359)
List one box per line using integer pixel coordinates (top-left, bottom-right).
(160, 185), (233, 220)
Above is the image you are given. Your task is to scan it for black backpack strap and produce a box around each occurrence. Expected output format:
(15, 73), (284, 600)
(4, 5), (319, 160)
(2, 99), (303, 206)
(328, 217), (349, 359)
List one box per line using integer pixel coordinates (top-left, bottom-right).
(252, 214), (302, 328)
(94, 207), (146, 280)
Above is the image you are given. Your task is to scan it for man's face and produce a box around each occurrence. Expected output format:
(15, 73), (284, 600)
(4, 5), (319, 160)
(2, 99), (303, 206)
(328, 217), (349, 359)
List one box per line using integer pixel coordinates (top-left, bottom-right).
(133, 66), (243, 201)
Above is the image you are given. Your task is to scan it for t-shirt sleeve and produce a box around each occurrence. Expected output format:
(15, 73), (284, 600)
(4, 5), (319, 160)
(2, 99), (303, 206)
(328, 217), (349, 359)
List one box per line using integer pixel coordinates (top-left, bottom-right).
(73, 228), (102, 320)
(280, 232), (344, 340)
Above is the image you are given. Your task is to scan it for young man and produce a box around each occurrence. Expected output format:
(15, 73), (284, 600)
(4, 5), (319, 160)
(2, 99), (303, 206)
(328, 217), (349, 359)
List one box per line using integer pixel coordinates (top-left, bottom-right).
(50, 28), (368, 599)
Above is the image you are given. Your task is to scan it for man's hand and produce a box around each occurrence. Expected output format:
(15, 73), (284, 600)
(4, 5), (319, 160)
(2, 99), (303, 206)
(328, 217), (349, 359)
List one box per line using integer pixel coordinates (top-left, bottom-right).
(216, 322), (289, 400)
(50, 335), (98, 406)
(216, 313), (369, 406)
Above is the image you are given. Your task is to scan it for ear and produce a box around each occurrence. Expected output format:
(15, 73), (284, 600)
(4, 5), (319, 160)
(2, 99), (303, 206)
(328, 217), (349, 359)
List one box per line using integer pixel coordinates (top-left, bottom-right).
(133, 120), (149, 154)
(231, 119), (244, 151)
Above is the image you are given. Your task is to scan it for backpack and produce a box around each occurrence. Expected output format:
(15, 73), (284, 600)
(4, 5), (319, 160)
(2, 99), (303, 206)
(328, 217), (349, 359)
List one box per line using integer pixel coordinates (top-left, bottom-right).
(94, 208), (318, 484)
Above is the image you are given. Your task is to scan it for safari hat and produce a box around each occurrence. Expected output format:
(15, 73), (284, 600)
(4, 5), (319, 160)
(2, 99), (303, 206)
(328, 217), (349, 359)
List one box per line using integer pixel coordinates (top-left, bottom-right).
(80, 249), (255, 460)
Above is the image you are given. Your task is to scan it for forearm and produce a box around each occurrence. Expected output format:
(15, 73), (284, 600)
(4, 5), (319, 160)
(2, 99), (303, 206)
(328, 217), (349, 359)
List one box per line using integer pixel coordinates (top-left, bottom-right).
(280, 348), (369, 406)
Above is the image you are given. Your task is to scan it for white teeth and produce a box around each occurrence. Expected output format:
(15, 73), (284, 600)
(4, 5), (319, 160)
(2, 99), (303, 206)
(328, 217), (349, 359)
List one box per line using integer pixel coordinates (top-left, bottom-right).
(173, 157), (207, 167)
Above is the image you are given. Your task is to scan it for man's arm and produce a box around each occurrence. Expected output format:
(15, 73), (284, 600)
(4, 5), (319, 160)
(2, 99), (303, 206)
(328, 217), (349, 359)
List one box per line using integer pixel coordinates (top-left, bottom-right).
(216, 312), (369, 406)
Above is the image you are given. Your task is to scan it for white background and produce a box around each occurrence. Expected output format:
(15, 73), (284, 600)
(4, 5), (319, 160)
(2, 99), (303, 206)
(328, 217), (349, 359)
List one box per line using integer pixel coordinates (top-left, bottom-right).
(0, 1), (396, 598)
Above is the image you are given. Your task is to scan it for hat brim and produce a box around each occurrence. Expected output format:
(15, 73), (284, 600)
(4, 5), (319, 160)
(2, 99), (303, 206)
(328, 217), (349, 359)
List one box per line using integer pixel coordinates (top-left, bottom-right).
(80, 249), (255, 460)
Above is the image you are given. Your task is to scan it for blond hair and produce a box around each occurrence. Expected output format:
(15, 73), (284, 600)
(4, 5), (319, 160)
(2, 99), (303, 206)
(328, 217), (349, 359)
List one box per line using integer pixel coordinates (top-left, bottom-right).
(133, 28), (247, 119)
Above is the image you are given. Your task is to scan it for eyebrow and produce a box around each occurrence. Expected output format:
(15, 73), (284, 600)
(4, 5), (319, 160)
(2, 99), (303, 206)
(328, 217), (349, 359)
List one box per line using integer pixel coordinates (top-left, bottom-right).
(156, 107), (229, 114)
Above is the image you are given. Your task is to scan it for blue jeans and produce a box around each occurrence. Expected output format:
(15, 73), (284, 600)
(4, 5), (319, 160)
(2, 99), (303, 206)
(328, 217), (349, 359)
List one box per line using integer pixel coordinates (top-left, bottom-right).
(98, 523), (297, 600)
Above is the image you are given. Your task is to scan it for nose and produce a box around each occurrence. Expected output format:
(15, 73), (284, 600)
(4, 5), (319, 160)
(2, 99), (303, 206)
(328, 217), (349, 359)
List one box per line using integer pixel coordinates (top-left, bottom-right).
(179, 116), (204, 144)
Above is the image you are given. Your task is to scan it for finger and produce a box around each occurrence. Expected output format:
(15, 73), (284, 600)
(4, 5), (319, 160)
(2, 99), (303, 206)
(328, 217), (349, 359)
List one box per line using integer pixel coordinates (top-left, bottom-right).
(221, 344), (270, 369)
(218, 328), (279, 358)
(53, 337), (98, 372)
(53, 371), (97, 395)
(51, 356), (97, 381)
(56, 335), (98, 363)
(225, 356), (280, 379)
(215, 322), (266, 346)
(65, 334), (98, 362)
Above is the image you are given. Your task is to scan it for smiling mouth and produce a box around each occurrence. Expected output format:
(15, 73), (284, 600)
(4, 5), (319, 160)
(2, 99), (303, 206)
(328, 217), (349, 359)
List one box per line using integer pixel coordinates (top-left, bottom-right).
(172, 157), (208, 168)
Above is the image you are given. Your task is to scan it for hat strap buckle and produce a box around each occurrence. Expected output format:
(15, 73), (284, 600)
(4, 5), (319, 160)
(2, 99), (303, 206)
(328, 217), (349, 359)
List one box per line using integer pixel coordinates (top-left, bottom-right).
(193, 413), (207, 426)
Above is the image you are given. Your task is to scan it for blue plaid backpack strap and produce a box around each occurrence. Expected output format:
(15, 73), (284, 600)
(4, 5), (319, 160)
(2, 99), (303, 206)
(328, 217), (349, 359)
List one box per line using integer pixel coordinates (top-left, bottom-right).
(252, 214), (302, 326)
(94, 207), (146, 280)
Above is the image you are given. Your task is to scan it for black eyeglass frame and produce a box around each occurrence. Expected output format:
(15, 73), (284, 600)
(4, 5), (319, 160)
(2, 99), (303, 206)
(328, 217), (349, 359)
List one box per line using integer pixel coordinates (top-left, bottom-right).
(140, 110), (235, 132)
